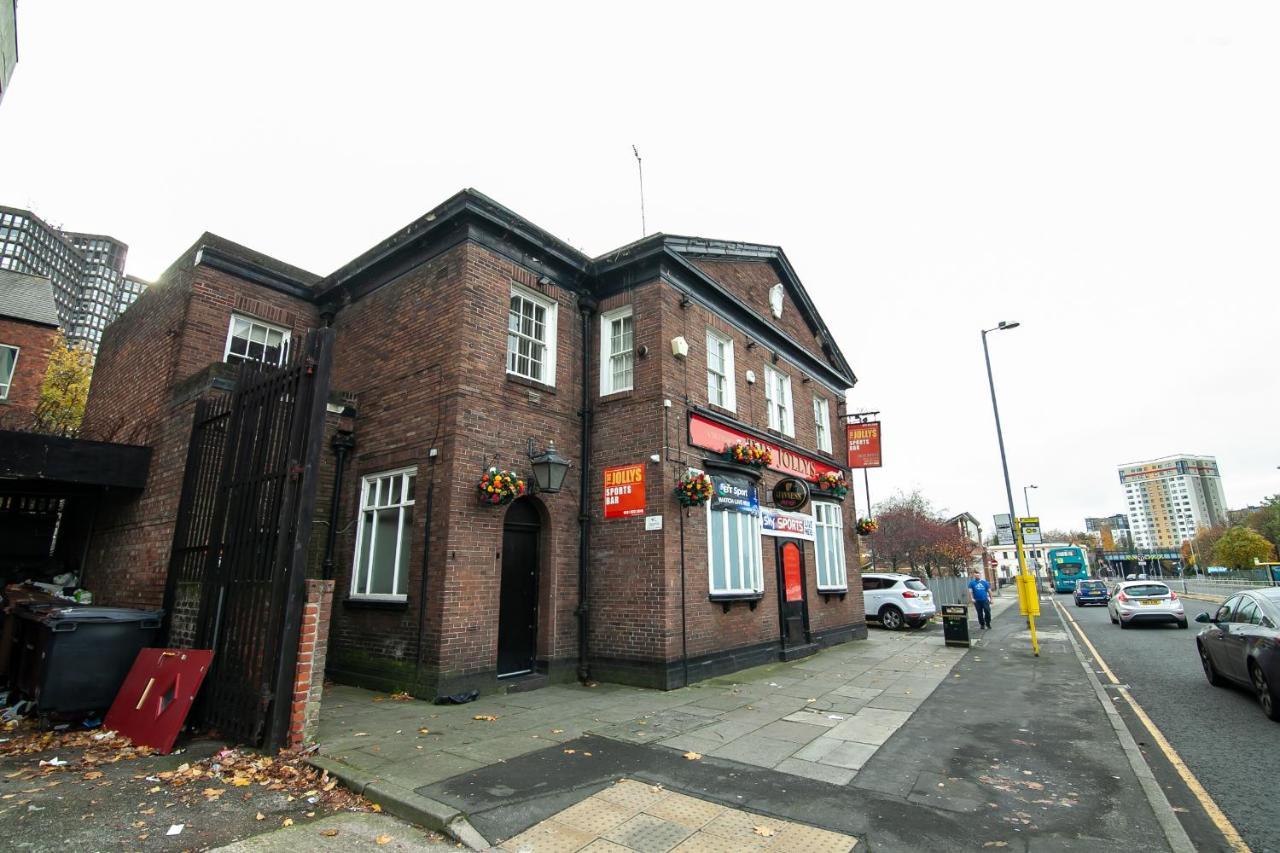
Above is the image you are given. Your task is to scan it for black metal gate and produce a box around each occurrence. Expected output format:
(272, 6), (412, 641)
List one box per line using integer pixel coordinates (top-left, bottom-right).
(162, 329), (334, 749)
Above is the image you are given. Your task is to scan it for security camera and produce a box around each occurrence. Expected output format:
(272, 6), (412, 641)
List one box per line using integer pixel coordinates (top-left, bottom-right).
(650, 453), (661, 464)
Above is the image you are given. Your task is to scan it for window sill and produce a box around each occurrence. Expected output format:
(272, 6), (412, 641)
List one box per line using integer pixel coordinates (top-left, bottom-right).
(506, 373), (557, 395)
(710, 592), (764, 613)
(705, 402), (737, 418)
(344, 597), (408, 610)
(819, 588), (848, 602)
(598, 388), (635, 404)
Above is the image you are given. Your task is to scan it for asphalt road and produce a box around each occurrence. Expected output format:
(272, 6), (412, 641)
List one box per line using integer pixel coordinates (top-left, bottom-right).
(1063, 593), (1280, 853)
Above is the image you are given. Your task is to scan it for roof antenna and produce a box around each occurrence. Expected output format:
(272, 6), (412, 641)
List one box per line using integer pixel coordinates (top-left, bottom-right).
(632, 145), (646, 238)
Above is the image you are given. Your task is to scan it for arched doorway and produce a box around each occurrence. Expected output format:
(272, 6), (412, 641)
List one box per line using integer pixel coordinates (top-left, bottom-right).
(498, 498), (541, 677)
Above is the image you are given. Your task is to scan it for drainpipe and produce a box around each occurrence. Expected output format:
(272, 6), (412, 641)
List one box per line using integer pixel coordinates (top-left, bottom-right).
(322, 431), (355, 579)
(576, 296), (598, 683)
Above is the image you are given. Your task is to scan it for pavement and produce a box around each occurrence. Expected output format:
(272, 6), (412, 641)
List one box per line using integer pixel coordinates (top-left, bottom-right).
(1063, 593), (1279, 852)
(311, 593), (1205, 852)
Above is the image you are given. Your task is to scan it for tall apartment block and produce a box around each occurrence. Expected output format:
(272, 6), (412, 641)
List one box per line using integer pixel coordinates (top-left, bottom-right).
(1118, 455), (1228, 549)
(0, 205), (147, 353)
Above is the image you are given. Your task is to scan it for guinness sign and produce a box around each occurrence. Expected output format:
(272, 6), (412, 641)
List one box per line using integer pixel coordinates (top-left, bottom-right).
(772, 477), (810, 511)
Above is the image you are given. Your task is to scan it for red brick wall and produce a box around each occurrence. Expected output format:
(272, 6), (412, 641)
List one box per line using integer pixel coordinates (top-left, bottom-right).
(0, 317), (57, 422)
(289, 579), (334, 750)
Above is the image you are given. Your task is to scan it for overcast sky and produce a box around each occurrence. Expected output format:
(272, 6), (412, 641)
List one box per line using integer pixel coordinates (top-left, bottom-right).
(3, 1), (1277, 533)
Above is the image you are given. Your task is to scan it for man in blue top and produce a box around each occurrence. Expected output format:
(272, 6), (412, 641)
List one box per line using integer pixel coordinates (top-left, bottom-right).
(968, 569), (992, 629)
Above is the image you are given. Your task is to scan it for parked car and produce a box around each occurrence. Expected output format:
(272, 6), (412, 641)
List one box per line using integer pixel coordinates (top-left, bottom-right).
(861, 573), (936, 630)
(1073, 579), (1109, 607)
(1107, 580), (1187, 629)
(1195, 589), (1280, 722)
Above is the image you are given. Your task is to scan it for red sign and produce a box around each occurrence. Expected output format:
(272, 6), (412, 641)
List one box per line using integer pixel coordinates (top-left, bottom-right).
(104, 648), (214, 755)
(782, 543), (803, 602)
(688, 413), (842, 483)
(603, 463), (646, 519)
(846, 421), (882, 468)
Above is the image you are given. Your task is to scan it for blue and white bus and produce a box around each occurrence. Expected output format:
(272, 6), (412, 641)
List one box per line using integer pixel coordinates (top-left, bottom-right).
(1049, 546), (1089, 593)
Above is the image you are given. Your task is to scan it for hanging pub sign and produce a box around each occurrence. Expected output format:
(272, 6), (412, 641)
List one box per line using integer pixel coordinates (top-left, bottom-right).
(710, 471), (759, 514)
(603, 463), (646, 519)
(846, 421), (882, 469)
(688, 412), (842, 482)
(772, 477), (810, 511)
(760, 507), (816, 540)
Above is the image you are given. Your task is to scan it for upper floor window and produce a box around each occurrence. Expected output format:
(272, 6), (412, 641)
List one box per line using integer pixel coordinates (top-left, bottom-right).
(0, 345), (18, 400)
(507, 284), (557, 385)
(813, 396), (831, 453)
(764, 365), (794, 437)
(706, 329), (735, 411)
(350, 468), (416, 601)
(225, 314), (290, 367)
(600, 306), (634, 395)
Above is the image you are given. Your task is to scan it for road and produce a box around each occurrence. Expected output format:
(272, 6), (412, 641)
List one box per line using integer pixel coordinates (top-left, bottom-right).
(1060, 592), (1280, 853)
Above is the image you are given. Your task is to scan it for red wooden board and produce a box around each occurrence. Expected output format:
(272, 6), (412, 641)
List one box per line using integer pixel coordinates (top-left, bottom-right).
(783, 543), (803, 602)
(104, 648), (213, 754)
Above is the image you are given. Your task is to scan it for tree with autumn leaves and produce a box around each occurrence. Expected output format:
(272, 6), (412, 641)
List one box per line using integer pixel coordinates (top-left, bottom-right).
(867, 491), (979, 577)
(33, 333), (94, 437)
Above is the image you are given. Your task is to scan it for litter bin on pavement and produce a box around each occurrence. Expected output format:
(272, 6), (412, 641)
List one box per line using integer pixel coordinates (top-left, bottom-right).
(941, 603), (970, 648)
(13, 605), (163, 718)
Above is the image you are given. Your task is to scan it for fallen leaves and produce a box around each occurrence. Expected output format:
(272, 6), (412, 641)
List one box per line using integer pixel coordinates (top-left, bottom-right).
(417, 728), (430, 735)
(320, 828), (339, 837)
(202, 787), (225, 799)
(752, 826), (776, 837)
(375, 833), (393, 844)
(282, 817), (294, 827)
(388, 691), (413, 701)
(472, 715), (498, 722)
(682, 752), (702, 761)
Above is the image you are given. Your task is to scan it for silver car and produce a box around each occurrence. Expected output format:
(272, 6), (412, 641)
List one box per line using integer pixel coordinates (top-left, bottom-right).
(1108, 580), (1187, 629)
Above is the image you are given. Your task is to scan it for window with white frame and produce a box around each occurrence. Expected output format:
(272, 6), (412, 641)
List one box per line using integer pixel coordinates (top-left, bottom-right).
(814, 501), (847, 590)
(705, 329), (735, 411)
(507, 284), (557, 385)
(350, 468), (416, 600)
(600, 306), (634, 395)
(0, 345), (17, 400)
(764, 365), (794, 436)
(813, 396), (831, 453)
(224, 315), (290, 367)
(707, 501), (764, 597)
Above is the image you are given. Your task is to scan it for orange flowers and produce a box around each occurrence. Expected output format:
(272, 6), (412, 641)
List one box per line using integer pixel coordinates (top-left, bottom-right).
(478, 466), (527, 505)
(724, 441), (772, 468)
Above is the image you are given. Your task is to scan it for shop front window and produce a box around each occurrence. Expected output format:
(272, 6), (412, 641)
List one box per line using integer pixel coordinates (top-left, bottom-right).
(814, 501), (847, 591)
(707, 501), (764, 597)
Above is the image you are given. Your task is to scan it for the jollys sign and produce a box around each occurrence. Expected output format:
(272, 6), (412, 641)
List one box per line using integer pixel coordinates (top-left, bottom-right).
(710, 471), (758, 514)
(688, 412), (842, 483)
(603, 463), (646, 519)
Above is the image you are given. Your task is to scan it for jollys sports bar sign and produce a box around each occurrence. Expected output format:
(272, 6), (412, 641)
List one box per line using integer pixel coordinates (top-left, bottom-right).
(688, 412), (842, 482)
(846, 421), (882, 469)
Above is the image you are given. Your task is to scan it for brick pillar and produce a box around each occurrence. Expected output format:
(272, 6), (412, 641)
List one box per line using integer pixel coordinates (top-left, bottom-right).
(288, 579), (335, 750)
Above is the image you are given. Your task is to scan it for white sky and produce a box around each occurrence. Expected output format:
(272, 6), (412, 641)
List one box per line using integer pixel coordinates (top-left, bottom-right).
(3, 1), (1277, 532)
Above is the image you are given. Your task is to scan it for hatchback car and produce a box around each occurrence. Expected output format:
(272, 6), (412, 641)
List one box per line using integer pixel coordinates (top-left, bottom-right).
(861, 573), (936, 630)
(1107, 580), (1186, 629)
(1195, 589), (1280, 721)
(1074, 579), (1109, 607)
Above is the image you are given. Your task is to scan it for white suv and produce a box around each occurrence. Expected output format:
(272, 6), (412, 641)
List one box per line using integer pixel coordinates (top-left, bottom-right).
(862, 572), (936, 630)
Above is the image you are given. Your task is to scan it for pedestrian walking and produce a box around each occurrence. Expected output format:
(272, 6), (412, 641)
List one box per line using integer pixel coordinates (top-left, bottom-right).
(969, 570), (992, 629)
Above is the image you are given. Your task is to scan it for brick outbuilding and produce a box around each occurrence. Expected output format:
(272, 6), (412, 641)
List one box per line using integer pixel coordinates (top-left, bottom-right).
(82, 189), (866, 700)
(0, 269), (61, 423)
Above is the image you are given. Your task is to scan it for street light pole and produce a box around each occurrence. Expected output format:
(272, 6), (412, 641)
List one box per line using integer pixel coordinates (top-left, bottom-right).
(1023, 484), (1037, 518)
(982, 321), (1039, 656)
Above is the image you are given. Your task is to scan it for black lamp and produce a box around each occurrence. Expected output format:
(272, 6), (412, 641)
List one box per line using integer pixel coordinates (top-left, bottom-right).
(527, 439), (572, 494)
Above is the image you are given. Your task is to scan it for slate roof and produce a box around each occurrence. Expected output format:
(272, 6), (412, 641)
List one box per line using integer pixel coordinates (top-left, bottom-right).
(0, 269), (61, 328)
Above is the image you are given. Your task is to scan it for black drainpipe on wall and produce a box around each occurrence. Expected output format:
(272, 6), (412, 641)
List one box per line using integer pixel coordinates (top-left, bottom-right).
(321, 432), (355, 579)
(414, 473), (435, 687)
(576, 296), (598, 683)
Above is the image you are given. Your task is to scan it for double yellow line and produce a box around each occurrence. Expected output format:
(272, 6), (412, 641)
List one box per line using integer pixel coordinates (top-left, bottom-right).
(1055, 601), (1249, 853)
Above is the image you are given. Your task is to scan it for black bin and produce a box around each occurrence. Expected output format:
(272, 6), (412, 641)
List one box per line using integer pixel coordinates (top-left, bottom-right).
(13, 605), (163, 716)
(941, 603), (970, 648)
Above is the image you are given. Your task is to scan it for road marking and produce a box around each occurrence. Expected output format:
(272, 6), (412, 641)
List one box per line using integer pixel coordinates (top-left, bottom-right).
(1055, 601), (1250, 853)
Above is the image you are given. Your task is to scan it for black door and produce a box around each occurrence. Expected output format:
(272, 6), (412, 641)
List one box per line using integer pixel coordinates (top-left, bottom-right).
(776, 539), (811, 647)
(498, 499), (540, 677)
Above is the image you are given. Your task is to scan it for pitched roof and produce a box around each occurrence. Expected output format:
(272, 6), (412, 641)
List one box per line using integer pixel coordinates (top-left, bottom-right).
(0, 269), (61, 328)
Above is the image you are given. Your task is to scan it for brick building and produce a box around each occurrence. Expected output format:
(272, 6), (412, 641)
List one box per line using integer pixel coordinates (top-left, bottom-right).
(0, 269), (60, 421)
(81, 189), (864, 699)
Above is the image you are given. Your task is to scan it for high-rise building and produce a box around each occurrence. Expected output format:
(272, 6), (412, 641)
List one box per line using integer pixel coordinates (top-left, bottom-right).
(1118, 455), (1228, 549)
(0, 206), (146, 353)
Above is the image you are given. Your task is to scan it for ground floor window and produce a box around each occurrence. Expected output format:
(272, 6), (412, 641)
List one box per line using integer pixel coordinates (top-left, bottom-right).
(350, 468), (416, 600)
(814, 501), (847, 591)
(707, 503), (764, 596)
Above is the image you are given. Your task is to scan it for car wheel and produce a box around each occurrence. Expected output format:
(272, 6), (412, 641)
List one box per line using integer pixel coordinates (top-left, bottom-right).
(1199, 642), (1225, 687)
(1250, 663), (1280, 721)
(1177, 619), (1188, 630)
(1110, 612), (1118, 624)
(880, 605), (905, 631)
(1119, 617), (1129, 630)
(1074, 601), (1082, 608)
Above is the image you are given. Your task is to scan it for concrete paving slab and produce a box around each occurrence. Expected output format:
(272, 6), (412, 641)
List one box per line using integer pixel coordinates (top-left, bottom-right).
(826, 718), (901, 746)
(708, 734), (798, 768)
(754, 719), (829, 745)
(774, 757), (858, 786)
(210, 812), (455, 851)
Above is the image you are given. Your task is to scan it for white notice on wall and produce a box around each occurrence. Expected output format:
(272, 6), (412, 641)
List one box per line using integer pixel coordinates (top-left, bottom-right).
(645, 515), (663, 531)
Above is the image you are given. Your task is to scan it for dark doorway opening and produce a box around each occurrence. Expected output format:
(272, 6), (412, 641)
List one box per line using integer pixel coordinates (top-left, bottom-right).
(498, 498), (540, 677)
(775, 539), (814, 659)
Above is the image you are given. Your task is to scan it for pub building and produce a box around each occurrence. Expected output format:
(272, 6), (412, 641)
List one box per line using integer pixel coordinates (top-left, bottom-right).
(79, 189), (865, 699)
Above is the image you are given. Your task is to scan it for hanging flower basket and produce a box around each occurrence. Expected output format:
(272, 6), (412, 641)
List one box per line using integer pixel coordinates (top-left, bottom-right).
(815, 471), (849, 500)
(723, 441), (772, 468)
(674, 468), (714, 507)
(856, 518), (878, 536)
(477, 467), (527, 506)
